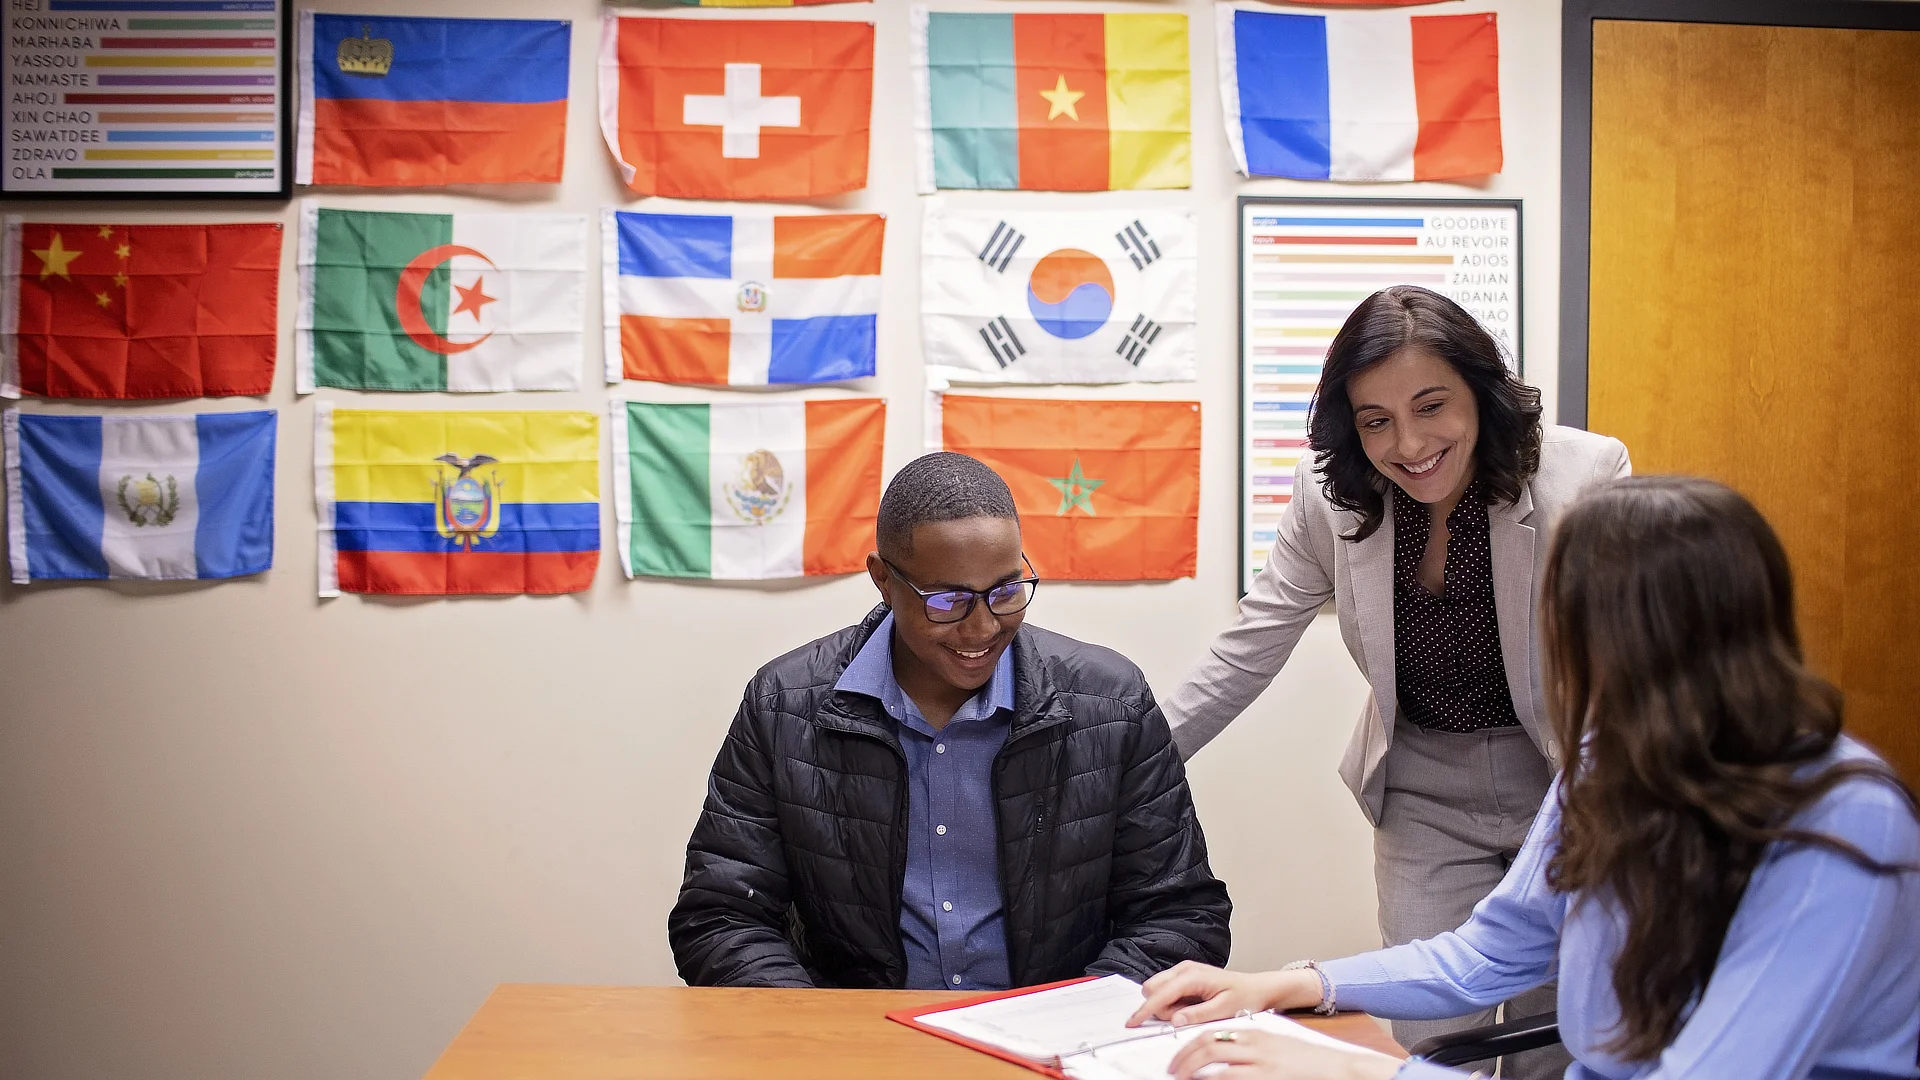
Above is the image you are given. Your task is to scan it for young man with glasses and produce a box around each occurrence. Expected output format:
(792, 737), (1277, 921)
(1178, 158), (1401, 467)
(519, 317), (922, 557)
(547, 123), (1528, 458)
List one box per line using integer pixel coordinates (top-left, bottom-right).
(669, 452), (1231, 990)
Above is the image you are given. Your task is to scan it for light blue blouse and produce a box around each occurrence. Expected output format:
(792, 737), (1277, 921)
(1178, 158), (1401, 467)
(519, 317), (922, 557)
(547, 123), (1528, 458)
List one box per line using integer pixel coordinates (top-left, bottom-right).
(1321, 738), (1920, 1080)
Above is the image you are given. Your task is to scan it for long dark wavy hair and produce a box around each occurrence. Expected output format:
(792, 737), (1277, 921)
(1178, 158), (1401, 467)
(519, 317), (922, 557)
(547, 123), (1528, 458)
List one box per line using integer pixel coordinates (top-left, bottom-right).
(1540, 476), (1917, 1061)
(1309, 286), (1542, 541)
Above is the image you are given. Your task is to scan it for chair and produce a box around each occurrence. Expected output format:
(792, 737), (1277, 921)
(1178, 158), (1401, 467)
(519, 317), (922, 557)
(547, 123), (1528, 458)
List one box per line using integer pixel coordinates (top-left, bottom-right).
(1406, 1011), (1562, 1068)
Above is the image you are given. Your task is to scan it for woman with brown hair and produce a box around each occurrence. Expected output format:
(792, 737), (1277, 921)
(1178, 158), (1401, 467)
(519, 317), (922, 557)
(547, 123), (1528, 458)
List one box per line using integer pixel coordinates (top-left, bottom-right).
(1166, 285), (1627, 1071)
(1134, 476), (1920, 1080)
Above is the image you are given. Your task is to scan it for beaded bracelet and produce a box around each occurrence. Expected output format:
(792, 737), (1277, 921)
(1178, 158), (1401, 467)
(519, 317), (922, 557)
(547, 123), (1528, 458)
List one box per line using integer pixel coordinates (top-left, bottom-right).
(1280, 959), (1338, 1016)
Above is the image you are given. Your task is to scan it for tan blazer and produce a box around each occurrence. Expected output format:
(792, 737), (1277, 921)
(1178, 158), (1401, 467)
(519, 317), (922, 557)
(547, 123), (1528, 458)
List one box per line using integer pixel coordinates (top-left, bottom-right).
(1164, 425), (1631, 826)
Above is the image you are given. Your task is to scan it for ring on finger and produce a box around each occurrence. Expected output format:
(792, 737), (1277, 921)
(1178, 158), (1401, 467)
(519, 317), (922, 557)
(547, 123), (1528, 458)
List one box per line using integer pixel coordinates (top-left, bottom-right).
(1213, 1030), (1240, 1044)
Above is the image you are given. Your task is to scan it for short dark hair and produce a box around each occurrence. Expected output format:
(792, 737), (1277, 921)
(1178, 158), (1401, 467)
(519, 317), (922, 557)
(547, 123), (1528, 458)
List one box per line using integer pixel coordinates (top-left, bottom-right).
(876, 452), (1019, 558)
(1309, 285), (1543, 541)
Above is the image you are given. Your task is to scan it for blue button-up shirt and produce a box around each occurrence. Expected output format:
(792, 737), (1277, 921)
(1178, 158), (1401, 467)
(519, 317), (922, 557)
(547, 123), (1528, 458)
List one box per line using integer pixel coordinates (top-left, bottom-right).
(834, 613), (1015, 991)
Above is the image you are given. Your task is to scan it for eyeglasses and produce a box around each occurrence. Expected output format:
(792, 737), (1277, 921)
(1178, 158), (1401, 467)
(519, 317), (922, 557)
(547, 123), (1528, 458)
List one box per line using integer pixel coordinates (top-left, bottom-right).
(881, 555), (1040, 624)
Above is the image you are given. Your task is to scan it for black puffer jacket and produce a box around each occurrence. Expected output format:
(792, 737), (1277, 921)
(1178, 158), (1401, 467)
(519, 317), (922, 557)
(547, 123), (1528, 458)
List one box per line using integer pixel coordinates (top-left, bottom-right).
(668, 606), (1232, 988)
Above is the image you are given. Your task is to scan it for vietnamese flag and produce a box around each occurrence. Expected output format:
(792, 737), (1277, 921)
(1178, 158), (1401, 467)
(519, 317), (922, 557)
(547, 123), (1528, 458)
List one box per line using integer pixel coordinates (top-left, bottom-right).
(938, 394), (1201, 581)
(596, 12), (873, 200)
(2, 220), (280, 400)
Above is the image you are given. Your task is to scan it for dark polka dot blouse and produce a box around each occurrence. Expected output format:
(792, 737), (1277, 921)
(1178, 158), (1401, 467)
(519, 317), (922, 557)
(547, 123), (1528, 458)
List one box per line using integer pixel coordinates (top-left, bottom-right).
(1390, 479), (1522, 734)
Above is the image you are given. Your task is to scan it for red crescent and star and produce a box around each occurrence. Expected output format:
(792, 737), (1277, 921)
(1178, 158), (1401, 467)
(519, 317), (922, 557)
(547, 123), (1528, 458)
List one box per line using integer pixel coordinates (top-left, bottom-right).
(395, 244), (497, 356)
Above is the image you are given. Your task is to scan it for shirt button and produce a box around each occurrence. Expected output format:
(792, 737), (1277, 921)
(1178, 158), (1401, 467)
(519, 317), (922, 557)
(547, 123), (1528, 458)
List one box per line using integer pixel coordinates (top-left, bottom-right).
(936, 744), (946, 754)
(952, 975), (963, 985)
(942, 901), (954, 912)
(936, 824), (947, 835)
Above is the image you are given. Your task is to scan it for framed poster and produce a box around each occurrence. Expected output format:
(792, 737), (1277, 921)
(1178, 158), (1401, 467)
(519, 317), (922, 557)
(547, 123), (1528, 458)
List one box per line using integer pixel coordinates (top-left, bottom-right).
(1237, 196), (1522, 595)
(1, 0), (292, 198)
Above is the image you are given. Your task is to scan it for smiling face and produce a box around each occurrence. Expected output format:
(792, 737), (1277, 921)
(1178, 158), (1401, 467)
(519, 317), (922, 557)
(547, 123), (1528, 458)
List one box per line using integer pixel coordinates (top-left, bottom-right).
(868, 515), (1027, 698)
(1347, 345), (1481, 507)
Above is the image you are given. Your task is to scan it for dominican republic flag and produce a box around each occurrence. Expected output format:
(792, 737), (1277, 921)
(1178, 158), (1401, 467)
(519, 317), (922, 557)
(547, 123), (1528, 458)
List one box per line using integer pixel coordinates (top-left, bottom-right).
(4, 410), (275, 584)
(921, 205), (1194, 384)
(612, 398), (884, 580)
(297, 13), (570, 186)
(603, 209), (883, 386)
(1218, 8), (1502, 182)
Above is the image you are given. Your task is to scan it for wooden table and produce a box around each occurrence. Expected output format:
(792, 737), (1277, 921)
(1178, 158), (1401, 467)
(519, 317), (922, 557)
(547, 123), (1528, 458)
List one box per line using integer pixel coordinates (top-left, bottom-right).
(422, 984), (1404, 1080)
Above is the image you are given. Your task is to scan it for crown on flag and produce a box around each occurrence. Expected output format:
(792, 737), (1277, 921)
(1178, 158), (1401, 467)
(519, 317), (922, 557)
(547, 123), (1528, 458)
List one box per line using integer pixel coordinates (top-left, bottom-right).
(336, 26), (393, 77)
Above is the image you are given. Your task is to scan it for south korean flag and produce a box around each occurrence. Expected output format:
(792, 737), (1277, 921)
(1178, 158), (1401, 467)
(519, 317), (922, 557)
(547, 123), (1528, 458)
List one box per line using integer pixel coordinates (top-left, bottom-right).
(920, 205), (1196, 384)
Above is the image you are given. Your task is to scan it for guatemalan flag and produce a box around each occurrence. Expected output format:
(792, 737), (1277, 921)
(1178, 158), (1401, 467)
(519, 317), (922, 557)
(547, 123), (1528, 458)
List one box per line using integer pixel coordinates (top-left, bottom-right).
(1218, 7), (1502, 182)
(297, 13), (570, 186)
(4, 410), (275, 584)
(602, 209), (884, 386)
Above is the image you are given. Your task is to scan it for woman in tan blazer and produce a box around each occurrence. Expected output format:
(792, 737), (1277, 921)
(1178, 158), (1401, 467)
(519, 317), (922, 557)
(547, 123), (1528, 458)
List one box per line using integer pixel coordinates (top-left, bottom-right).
(1164, 286), (1628, 1076)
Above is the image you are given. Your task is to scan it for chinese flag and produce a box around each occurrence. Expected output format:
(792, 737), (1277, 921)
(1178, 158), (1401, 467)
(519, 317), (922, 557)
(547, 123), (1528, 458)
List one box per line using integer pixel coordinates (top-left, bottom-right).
(597, 13), (873, 200)
(5, 222), (281, 399)
(940, 394), (1201, 581)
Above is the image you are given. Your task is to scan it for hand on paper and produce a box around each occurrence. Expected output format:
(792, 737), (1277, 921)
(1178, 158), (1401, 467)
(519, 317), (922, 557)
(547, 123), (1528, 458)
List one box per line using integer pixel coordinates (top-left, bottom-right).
(1164, 1028), (1402, 1080)
(1126, 963), (1320, 1028)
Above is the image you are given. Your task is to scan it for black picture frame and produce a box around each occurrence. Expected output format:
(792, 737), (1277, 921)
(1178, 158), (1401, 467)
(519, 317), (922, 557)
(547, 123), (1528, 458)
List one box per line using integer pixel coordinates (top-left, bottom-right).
(1235, 195), (1524, 598)
(0, 0), (294, 200)
(1558, 0), (1920, 428)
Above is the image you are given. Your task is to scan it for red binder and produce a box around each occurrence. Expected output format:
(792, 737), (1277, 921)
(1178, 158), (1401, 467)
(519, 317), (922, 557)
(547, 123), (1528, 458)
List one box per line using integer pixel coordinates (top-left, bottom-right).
(885, 977), (1098, 1078)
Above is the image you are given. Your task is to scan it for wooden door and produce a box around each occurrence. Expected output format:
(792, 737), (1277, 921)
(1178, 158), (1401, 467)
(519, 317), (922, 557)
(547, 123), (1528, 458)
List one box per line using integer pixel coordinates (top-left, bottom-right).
(1587, 19), (1920, 780)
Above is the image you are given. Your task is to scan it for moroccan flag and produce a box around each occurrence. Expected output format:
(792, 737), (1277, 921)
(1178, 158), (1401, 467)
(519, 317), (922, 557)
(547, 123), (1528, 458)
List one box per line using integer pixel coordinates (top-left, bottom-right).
(937, 394), (1200, 581)
(596, 13), (873, 200)
(297, 13), (570, 187)
(315, 404), (600, 597)
(604, 209), (883, 386)
(1, 219), (279, 399)
(921, 206), (1195, 384)
(4, 410), (275, 584)
(614, 398), (883, 580)
(911, 10), (1190, 192)
(296, 203), (586, 393)
(1220, 8), (1502, 181)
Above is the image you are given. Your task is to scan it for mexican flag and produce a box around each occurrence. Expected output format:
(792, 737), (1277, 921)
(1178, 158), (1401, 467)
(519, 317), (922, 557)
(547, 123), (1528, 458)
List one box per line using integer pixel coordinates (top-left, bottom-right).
(612, 398), (885, 580)
(296, 202), (586, 393)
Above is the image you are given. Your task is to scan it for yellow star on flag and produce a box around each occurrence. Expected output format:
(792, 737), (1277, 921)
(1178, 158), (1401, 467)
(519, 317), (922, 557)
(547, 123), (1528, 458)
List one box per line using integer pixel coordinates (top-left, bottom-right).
(32, 233), (82, 280)
(94, 291), (112, 308)
(115, 243), (131, 259)
(1039, 74), (1084, 122)
(113, 273), (129, 288)
(96, 225), (114, 239)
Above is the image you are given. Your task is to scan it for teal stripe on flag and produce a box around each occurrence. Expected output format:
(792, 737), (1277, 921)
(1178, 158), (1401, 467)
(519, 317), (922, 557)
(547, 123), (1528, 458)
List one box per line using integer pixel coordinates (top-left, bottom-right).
(625, 402), (712, 578)
(927, 12), (1019, 190)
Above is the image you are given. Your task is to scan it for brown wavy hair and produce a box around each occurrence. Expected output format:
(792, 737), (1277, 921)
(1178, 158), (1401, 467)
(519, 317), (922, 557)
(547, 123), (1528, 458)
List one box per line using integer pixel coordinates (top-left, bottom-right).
(1308, 285), (1541, 541)
(1540, 476), (1916, 1061)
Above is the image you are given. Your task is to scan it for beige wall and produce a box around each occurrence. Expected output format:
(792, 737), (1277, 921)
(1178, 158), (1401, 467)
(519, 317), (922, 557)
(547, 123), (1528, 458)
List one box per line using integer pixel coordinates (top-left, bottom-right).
(0, 1), (1565, 1077)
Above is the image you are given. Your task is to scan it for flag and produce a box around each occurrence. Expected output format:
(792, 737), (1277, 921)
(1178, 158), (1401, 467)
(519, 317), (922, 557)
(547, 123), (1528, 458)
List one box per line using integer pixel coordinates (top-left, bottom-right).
(314, 404), (599, 597)
(910, 9), (1190, 193)
(296, 203), (586, 393)
(614, 398), (883, 580)
(936, 394), (1199, 581)
(921, 206), (1194, 384)
(1, 218), (279, 400)
(3, 409), (275, 584)
(1218, 7), (1501, 181)
(296, 13), (571, 187)
(597, 13), (873, 200)
(603, 209), (883, 387)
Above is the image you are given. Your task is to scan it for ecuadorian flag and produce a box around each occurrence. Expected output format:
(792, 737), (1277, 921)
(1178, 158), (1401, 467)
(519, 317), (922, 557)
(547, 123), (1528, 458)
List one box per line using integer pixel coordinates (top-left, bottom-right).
(911, 9), (1190, 192)
(315, 404), (599, 597)
(297, 13), (570, 186)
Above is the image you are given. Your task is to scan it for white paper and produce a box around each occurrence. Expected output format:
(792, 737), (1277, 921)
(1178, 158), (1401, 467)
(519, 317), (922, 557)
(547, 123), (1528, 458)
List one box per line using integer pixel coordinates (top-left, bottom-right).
(1067, 1013), (1376, 1080)
(916, 975), (1173, 1063)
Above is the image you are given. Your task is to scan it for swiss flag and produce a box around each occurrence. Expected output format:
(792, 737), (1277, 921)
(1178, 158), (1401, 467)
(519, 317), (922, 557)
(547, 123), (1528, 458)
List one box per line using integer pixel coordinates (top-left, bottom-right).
(597, 14), (873, 200)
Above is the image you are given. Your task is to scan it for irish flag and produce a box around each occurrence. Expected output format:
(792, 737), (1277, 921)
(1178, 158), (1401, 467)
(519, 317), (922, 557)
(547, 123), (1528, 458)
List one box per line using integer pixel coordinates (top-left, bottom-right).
(1218, 7), (1501, 181)
(936, 394), (1200, 581)
(296, 203), (586, 393)
(612, 398), (884, 580)
(911, 9), (1191, 192)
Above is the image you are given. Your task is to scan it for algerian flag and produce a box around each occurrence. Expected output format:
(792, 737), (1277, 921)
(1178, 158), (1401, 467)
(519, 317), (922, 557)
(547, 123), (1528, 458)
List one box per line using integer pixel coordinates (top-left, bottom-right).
(296, 201), (586, 393)
(610, 398), (885, 580)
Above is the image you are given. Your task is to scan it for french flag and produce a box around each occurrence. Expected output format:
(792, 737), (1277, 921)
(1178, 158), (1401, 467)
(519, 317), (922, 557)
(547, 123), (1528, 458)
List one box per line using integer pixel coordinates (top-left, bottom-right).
(602, 209), (884, 386)
(1219, 8), (1502, 182)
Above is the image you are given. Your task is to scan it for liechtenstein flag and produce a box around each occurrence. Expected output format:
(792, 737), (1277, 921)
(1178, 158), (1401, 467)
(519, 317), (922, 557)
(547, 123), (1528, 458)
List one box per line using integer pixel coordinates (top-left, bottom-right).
(4, 410), (276, 584)
(296, 12), (570, 187)
(603, 209), (884, 387)
(1219, 8), (1502, 182)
